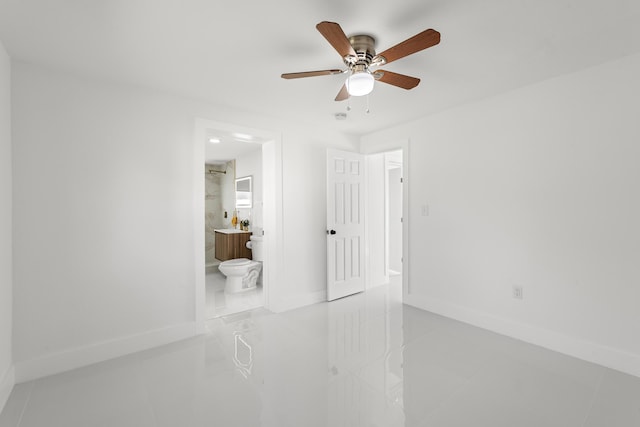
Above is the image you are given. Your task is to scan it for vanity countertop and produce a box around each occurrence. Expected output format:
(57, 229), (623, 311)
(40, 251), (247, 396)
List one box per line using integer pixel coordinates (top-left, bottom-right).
(214, 228), (251, 234)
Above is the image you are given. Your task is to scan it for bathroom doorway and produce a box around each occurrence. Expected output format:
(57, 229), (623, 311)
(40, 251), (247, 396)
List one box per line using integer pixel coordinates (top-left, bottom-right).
(194, 119), (282, 325)
(364, 143), (409, 297)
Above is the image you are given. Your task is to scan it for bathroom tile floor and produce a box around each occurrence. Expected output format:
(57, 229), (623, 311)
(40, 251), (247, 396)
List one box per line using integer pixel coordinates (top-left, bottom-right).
(205, 266), (263, 318)
(2, 277), (640, 426)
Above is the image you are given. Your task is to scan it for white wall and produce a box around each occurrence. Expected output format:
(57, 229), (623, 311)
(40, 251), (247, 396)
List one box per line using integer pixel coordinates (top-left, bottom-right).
(12, 63), (198, 381)
(0, 39), (14, 412)
(12, 62), (358, 381)
(361, 52), (640, 377)
(387, 165), (402, 273)
(365, 153), (387, 288)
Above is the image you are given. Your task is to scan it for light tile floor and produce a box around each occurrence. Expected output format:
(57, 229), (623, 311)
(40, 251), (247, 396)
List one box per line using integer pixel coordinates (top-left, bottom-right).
(2, 277), (640, 426)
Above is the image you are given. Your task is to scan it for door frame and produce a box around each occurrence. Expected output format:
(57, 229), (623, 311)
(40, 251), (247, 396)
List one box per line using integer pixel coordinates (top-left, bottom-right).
(385, 157), (403, 276)
(193, 118), (283, 332)
(362, 139), (410, 299)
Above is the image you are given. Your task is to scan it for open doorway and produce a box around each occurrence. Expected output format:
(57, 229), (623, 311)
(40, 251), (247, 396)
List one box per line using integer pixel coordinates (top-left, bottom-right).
(194, 119), (281, 325)
(204, 152), (263, 318)
(364, 144), (409, 298)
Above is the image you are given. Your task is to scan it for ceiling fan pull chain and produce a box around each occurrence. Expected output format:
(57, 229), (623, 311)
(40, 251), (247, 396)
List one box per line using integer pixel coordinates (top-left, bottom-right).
(365, 94), (370, 114)
(346, 96), (351, 111)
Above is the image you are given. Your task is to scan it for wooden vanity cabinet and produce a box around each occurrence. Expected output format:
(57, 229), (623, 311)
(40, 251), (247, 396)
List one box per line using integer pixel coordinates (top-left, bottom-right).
(215, 231), (252, 261)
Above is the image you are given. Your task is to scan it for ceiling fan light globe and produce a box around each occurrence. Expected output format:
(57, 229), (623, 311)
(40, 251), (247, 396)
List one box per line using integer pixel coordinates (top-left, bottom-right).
(347, 72), (374, 96)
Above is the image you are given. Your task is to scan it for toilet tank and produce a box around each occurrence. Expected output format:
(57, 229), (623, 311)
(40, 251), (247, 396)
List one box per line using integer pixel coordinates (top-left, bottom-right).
(249, 235), (264, 261)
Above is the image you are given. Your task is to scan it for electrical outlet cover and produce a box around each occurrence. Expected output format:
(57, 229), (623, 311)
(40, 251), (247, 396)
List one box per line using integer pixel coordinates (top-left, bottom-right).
(512, 285), (523, 299)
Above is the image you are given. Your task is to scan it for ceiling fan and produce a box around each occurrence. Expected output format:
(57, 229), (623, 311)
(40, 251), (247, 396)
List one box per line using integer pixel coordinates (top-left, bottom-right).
(281, 21), (441, 101)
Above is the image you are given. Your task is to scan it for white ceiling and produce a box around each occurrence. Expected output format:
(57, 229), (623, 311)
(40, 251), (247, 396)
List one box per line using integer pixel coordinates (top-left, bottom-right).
(203, 129), (265, 164)
(1, 0), (639, 137)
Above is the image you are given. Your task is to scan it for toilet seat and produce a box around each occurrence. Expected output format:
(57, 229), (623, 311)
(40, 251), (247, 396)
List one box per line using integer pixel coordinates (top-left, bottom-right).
(221, 258), (252, 267)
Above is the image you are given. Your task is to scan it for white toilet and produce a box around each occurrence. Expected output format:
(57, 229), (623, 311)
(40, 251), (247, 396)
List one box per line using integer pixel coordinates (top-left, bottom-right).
(218, 234), (264, 294)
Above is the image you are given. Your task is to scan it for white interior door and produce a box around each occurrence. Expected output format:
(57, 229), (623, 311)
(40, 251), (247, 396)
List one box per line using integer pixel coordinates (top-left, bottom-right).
(326, 149), (365, 301)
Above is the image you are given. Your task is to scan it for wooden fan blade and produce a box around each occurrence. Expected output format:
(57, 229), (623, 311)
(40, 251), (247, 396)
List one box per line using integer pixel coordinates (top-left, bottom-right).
(376, 29), (440, 65)
(316, 21), (356, 59)
(376, 70), (420, 90)
(335, 84), (349, 101)
(281, 69), (344, 79)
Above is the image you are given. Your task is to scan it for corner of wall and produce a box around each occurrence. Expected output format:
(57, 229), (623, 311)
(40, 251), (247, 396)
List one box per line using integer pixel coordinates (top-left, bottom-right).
(14, 322), (197, 383)
(405, 293), (640, 379)
(268, 290), (327, 313)
(0, 37), (14, 414)
(0, 365), (14, 415)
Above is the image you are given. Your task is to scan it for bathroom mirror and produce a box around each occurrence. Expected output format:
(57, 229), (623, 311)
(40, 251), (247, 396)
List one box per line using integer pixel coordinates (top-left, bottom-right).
(235, 176), (252, 208)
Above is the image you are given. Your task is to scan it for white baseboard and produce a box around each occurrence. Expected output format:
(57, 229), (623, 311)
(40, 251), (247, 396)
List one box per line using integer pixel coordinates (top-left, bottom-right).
(15, 322), (198, 383)
(269, 290), (327, 313)
(0, 365), (15, 414)
(366, 276), (390, 291)
(405, 293), (640, 379)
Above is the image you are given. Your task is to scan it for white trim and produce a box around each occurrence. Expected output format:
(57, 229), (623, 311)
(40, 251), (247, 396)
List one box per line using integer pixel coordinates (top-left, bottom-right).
(362, 154), (380, 291)
(261, 136), (284, 312)
(383, 157), (390, 284)
(405, 294), (640, 378)
(269, 290), (327, 313)
(402, 142), (410, 297)
(14, 322), (197, 383)
(194, 119), (207, 334)
(384, 154), (402, 280)
(0, 365), (15, 414)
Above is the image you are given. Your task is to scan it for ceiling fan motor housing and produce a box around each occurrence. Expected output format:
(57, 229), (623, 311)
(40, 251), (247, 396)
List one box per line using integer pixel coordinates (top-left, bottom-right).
(346, 34), (376, 68)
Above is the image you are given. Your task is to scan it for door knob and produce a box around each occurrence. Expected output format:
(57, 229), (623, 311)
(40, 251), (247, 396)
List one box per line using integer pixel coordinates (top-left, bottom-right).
(327, 229), (336, 235)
